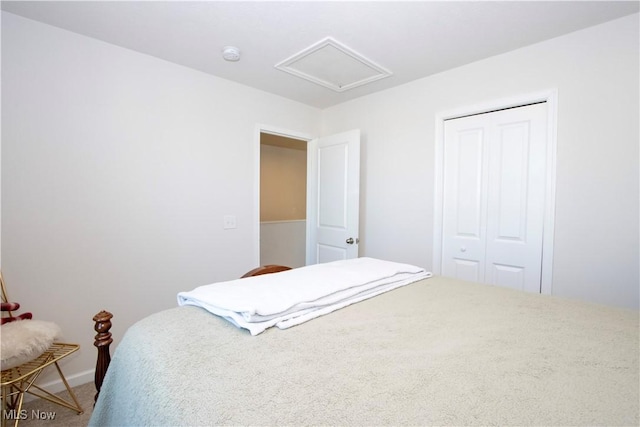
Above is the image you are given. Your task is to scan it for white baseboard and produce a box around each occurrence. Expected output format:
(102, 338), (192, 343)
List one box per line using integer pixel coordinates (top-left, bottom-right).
(23, 369), (94, 402)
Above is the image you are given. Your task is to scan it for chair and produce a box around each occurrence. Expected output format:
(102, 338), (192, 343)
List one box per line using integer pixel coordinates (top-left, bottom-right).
(1, 272), (83, 427)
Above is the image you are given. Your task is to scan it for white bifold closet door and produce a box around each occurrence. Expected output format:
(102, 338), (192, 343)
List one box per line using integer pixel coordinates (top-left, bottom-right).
(441, 103), (547, 293)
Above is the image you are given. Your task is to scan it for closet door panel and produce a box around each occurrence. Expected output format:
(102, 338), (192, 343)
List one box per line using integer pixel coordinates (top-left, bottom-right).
(484, 104), (547, 292)
(441, 116), (489, 282)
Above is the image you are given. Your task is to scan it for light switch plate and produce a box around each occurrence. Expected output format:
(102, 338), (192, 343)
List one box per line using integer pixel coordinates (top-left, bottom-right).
(223, 215), (237, 229)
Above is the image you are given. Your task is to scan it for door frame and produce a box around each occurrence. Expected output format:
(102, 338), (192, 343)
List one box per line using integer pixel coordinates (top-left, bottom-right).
(254, 124), (313, 268)
(432, 89), (558, 294)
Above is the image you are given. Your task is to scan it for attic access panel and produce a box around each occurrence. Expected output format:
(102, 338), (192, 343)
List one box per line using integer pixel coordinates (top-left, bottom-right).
(275, 37), (392, 92)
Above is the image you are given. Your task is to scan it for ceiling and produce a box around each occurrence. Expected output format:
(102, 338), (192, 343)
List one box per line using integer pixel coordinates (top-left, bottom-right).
(2, 1), (638, 109)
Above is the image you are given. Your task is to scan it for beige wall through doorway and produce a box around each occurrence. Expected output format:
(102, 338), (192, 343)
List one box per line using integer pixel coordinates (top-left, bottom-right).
(260, 133), (307, 267)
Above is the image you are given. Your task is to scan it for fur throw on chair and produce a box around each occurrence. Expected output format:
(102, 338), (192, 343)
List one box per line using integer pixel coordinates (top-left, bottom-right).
(1, 320), (61, 370)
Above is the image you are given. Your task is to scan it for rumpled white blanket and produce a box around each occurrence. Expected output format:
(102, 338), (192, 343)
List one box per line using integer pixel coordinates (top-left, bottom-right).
(177, 257), (431, 335)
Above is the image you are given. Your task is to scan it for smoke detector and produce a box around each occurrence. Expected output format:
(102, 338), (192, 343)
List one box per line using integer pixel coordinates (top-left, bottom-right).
(222, 46), (241, 62)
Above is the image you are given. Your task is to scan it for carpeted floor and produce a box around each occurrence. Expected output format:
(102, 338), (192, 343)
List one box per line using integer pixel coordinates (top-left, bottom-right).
(9, 382), (94, 426)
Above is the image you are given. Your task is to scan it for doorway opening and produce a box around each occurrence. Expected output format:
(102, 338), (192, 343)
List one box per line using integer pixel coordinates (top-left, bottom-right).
(259, 132), (308, 268)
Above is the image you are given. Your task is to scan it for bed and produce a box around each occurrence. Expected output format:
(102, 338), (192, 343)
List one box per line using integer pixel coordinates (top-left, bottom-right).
(89, 259), (639, 426)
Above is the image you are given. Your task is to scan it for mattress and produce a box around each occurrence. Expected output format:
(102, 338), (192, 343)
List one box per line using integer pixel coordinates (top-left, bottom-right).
(89, 276), (639, 426)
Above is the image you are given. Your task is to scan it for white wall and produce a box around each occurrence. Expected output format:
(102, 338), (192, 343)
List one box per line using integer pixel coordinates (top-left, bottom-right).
(1, 12), (320, 386)
(0, 12), (3, 268)
(321, 14), (639, 309)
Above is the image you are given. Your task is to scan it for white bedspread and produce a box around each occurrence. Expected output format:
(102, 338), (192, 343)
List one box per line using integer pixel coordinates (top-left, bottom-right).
(91, 276), (639, 426)
(177, 257), (431, 335)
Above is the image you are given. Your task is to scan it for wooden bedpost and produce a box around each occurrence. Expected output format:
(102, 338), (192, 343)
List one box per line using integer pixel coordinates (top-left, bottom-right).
(93, 310), (113, 404)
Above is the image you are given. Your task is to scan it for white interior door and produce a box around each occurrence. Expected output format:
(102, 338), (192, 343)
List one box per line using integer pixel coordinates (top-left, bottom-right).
(306, 129), (360, 264)
(442, 103), (547, 292)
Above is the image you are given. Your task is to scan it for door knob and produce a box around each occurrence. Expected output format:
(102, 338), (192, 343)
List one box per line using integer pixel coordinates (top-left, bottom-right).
(346, 237), (355, 245)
